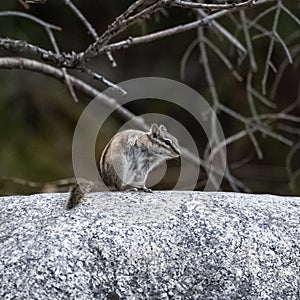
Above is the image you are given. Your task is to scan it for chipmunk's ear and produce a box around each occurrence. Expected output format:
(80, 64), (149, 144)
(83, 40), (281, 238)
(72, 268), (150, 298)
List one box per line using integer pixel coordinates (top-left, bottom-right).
(149, 123), (160, 138)
(159, 125), (167, 133)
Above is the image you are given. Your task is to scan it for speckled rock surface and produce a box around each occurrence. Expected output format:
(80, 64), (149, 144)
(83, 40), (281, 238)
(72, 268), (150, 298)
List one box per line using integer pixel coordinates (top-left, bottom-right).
(0, 191), (299, 299)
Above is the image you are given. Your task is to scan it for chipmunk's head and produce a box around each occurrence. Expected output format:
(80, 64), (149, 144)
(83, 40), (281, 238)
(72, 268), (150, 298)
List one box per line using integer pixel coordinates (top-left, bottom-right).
(148, 123), (181, 159)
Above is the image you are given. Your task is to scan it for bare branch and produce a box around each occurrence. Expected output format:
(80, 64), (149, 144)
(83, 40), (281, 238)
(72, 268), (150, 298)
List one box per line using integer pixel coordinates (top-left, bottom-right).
(197, 10), (247, 54)
(101, 9), (229, 54)
(208, 119), (292, 163)
(95, 0), (277, 57)
(81, 0), (166, 62)
(240, 9), (257, 71)
(0, 9), (81, 102)
(1, 0), (299, 195)
(1, 0), (276, 68)
(173, 0), (256, 10)
(0, 57), (145, 129)
(216, 101), (299, 160)
(0, 37), (81, 68)
(24, 0), (47, 3)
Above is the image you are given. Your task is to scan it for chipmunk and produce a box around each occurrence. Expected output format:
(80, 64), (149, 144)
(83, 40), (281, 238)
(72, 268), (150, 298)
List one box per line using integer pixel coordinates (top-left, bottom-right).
(66, 124), (181, 209)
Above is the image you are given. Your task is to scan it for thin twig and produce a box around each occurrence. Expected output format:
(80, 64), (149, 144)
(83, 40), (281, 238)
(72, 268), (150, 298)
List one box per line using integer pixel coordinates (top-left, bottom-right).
(102, 8), (249, 55)
(209, 127), (251, 161)
(270, 45), (300, 100)
(262, 0), (281, 95)
(197, 24), (221, 168)
(106, 51), (117, 68)
(289, 168), (300, 192)
(173, 0), (255, 10)
(81, 67), (127, 95)
(18, 0), (30, 9)
(258, 125), (293, 145)
(208, 118), (292, 163)
(197, 10), (247, 54)
(286, 141), (300, 191)
(0, 176), (76, 188)
(273, 31), (293, 64)
(246, 124), (263, 159)
(218, 103), (248, 124)
(45, 27), (79, 103)
(180, 38), (198, 80)
(240, 9), (257, 71)
(281, 3), (300, 27)
(256, 112), (300, 123)
(203, 37), (243, 82)
(230, 151), (255, 170)
(65, 0), (99, 41)
(0, 11), (61, 31)
(246, 72), (260, 124)
(81, 0), (165, 62)
(0, 10), (79, 102)
(249, 86), (276, 108)
(216, 101), (298, 159)
(248, 5), (276, 28)
(278, 124), (300, 136)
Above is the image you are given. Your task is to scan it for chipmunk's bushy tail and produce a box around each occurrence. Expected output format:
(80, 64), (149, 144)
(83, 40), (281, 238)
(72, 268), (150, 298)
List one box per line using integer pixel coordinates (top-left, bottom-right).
(66, 180), (93, 210)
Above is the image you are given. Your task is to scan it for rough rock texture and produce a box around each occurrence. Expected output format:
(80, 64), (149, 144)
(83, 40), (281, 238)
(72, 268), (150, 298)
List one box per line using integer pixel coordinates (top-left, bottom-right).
(0, 191), (299, 299)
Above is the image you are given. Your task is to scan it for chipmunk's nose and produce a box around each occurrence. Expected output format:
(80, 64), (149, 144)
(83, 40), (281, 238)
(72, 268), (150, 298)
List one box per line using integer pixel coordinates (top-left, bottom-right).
(175, 147), (181, 156)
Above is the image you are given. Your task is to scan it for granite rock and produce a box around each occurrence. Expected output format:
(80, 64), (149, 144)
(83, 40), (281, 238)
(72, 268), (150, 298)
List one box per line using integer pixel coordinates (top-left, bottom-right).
(0, 191), (299, 299)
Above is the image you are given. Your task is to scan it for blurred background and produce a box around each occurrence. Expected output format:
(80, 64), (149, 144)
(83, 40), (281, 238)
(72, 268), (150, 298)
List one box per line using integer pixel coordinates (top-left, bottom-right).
(0, 0), (299, 195)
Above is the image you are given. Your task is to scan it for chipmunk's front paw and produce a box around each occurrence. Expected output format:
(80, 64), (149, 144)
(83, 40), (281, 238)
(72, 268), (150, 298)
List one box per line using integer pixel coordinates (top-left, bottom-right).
(123, 187), (139, 192)
(123, 187), (152, 193)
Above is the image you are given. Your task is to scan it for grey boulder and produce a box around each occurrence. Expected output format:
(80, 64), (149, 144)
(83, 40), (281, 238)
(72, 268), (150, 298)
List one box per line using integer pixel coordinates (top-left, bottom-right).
(0, 191), (299, 299)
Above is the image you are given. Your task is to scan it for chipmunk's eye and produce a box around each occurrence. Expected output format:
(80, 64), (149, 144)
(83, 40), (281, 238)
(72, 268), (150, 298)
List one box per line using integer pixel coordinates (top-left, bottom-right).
(164, 139), (172, 146)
